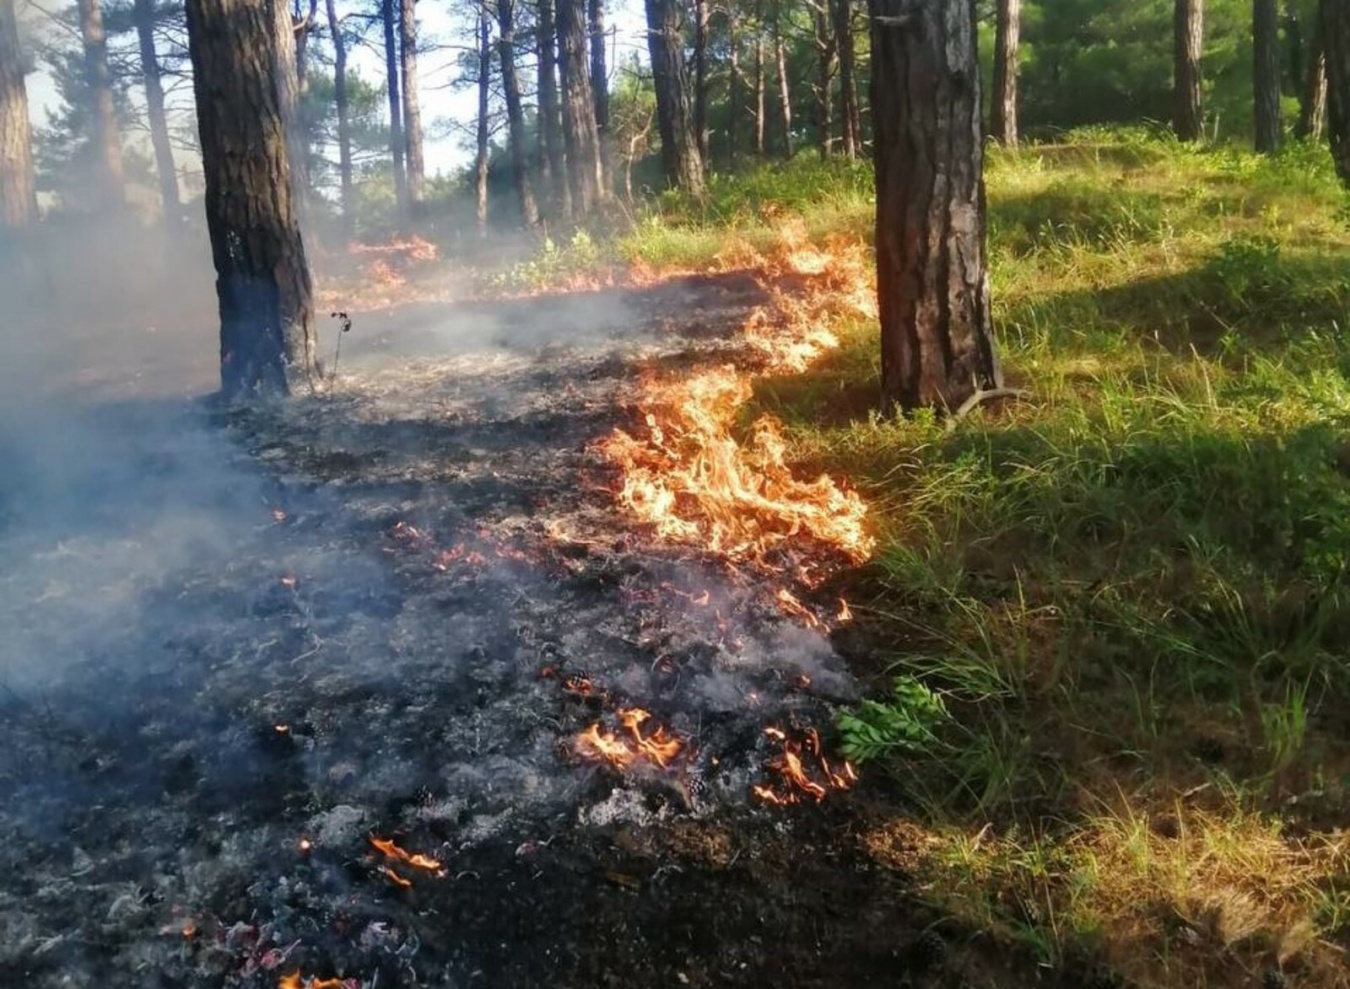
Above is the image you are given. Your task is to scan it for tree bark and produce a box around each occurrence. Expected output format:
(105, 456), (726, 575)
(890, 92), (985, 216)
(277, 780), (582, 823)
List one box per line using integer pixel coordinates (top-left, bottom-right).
(1297, 27), (1328, 139)
(401, 0), (425, 217)
(774, 14), (793, 158)
(588, 0), (610, 188)
(382, 0), (408, 213)
(475, 1), (490, 237)
(536, 0), (570, 218)
(556, 0), (604, 212)
(76, 0), (125, 206)
(0, 0), (37, 229)
(294, 0), (316, 91)
(133, 0), (181, 229)
(1172, 0), (1203, 141)
(754, 5), (766, 155)
(811, 0), (835, 156)
(496, 0), (540, 227)
(325, 0), (354, 234)
(992, 0), (1020, 146)
(1325, 0), (1350, 184)
(645, 0), (705, 194)
(271, 0), (309, 227)
(693, 0), (709, 161)
(728, 7), (740, 163)
(1254, 0), (1283, 152)
(833, 0), (860, 156)
(870, 0), (1000, 413)
(184, 0), (315, 397)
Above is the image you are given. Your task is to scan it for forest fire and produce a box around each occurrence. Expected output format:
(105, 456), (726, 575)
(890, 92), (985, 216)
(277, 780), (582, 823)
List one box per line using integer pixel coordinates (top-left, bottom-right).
(368, 836), (443, 888)
(575, 708), (683, 769)
(597, 231), (876, 588)
(278, 973), (351, 989)
(752, 726), (857, 806)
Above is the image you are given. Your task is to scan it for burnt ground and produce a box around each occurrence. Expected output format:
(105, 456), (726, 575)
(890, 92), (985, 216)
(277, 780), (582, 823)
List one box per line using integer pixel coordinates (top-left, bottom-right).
(0, 273), (1060, 989)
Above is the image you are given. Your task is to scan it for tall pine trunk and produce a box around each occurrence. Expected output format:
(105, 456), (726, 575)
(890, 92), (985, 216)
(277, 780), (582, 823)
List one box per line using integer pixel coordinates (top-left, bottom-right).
(693, 0), (709, 161)
(1173, 0), (1204, 141)
(870, 0), (1000, 413)
(774, 14), (793, 158)
(475, 2), (490, 237)
(1325, 0), (1350, 185)
(555, 0), (603, 212)
(76, 0), (125, 207)
(536, 0), (570, 218)
(728, 8), (740, 163)
(1254, 0), (1283, 152)
(0, 0), (37, 229)
(754, 6), (766, 156)
(496, 0), (539, 227)
(833, 0), (859, 156)
(992, 0), (1020, 146)
(401, 0), (425, 218)
(272, 0), (310, 228)
(382, 0), (408, 213)
(133, 0), (181, 229)
(812, 0), (835, 157)
(1297, 28), (1328, 139)
(184, 0), (315, 397)
(588, 0), (610, 189)
(325, 0), (354, 234)
(645, 0), (705, 194)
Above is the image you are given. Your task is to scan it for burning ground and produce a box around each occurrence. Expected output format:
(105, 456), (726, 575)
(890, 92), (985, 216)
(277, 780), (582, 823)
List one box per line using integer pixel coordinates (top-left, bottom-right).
(0, 254), (1052, 988)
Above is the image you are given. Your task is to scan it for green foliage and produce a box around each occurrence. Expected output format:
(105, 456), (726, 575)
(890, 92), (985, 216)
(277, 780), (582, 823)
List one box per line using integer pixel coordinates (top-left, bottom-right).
(837, 675), (950, 763)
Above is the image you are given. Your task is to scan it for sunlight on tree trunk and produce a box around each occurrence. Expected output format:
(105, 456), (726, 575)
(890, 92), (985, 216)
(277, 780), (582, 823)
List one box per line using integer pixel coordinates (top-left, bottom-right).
(811, 0), (836, 157)
(556, 0), (604, 213)
(870, 0), (1000, 412)
(401, 0), (426, 219)
(0, 0), (38, 229)
(774, 15), (793, 158)
(992, 0), (1020, 146)
(834, 0), (860, 156)
(1298, 21), (1329, 140)
(77, 0), (125, 207)
(1173, 0), (1204, 141)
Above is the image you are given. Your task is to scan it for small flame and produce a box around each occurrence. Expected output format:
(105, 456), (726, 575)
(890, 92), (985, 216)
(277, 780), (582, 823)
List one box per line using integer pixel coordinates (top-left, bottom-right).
(272, 509), (288, 523)
(379, 866), (413, 889)
(181, 921), (197, 938)
(775, 588), (821, 628)
(575, 709), (683, 769)
(837, 598), (853, 622)
(753, 726), (857, 806)
(279, 974), (348, 989)
(280, 576), (297, 589)
(298, 837), (312, 853)
(369, 836), (442, 872)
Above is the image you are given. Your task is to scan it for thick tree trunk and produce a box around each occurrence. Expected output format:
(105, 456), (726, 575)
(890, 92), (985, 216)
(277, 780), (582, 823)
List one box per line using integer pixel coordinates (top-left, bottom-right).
(401, 0), (425, 218)
(556, 0), (604, 212)
(0, 0), (37, 229)
(133, 0), (181, 228)
(325, 0), (354, 234)
(728, 8), (740, 163)
(992, 0), (1020, 146)
(76, 0), (125, 206)
(811, 0), (835, 157)
(693, 0), (709, 161)
(870, 0), (1000, 413)
(1254, 0), (1283, 152)
(833, 0), (859, 156)
(774, 17), (793, 158)
(382, 0), (408, 212)
(536, 0), (570, 218)
(1297, 28), (1328, 139)
(588, 0), (610, 188)
(271, 0), (309, 227)
(645, 0), (705, 194)
(1172, 0), (1204, 141)
(475, 3), (490, 237)
(496, 0), (540, 227)
(184, 0), (315, 397)
(1325, 0), (1350, 184)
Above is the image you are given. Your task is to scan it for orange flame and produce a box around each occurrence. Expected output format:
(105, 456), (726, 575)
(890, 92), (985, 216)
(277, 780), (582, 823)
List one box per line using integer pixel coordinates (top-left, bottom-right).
(369, 836), (442, 872)
(575, 709), (683, 769)
(753, 726), (857, 806)
(837, 598), (853, 622)
(279, 974), (348, 989)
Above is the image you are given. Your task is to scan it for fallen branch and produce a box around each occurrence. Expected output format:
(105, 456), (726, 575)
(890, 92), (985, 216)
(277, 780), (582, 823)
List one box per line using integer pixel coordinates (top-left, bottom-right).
(947, 387), (1033, 429)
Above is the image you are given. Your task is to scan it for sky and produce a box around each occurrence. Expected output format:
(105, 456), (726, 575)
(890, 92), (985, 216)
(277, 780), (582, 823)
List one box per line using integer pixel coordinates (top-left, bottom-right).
(21, 0), (652, 180)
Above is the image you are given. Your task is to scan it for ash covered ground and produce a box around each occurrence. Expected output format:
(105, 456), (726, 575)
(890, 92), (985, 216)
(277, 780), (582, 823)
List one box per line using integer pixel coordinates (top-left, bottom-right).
(0, 274), (1042, 989)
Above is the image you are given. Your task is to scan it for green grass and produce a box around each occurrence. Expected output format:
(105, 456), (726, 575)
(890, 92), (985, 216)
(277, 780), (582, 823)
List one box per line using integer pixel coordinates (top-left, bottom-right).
(503, 129), (1350, 986)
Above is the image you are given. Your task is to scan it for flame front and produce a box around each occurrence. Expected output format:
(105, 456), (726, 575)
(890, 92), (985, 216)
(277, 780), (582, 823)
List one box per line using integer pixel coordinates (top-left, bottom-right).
(576, 708), (683, 769)
(369, 836), (442, 872)
(753, 726), (857, 806)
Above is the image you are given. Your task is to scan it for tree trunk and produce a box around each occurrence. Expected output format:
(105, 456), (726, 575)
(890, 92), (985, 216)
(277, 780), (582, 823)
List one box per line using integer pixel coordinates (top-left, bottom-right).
(588, 0), (610, 189)
(1254, 0), (1283, 152)
(1287, 0), (1304, 87)
(774, 16), (793, 158)
(870, 0), (1000, 413)
(1172, 0), (1204, 141)
(1297, 27), (1328, 139)
(728, 8), (740, 164)
(1325, 0), (1350, 184)
(382, 0), (408, 213)
(76, 0), (125, 206)
(496, 0), (540, 227)
(645, 0), (705, 194)
(833, 0), (859, 156)
(401, 0), (425, 218)
(556, 0), (604, 212)
(754, 8), (766, 155)
(184, 0), (315, 397)
(992, 0), (1020, 146)
(536, 0), (570, 218)
(325, 0), (354, 234)
(812, 0), (835, 156)
(271, 0), (309, 227)
(475, 2), (490, 237)
(693, 0), (709, 161)
(0, 0), (37, 229)
(133, 0), (181, 229)
(294, 0), (316, 91)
